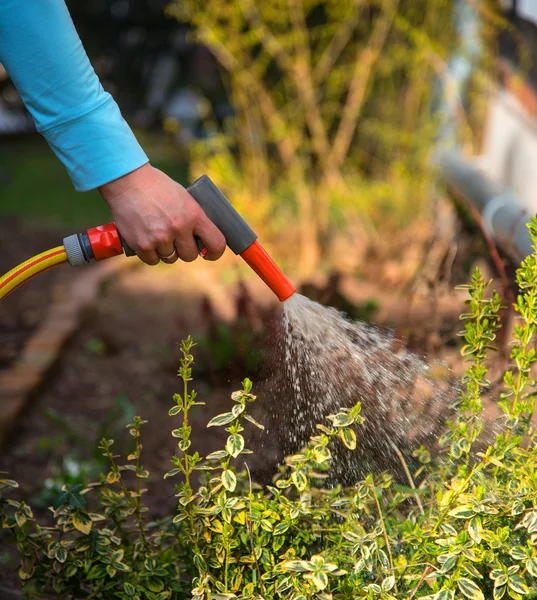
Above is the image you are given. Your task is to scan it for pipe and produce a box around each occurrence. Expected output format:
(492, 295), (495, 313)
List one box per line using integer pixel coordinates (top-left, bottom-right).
(432, 2), (534, 261)
(439, 151), (532, 261)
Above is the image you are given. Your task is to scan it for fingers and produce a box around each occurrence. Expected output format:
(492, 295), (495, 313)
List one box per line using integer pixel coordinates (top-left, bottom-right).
(193, 212), (227, 261)
(174, 234), (199, 263)
(155, 244), (179, 264)
(136, 248), (160, 266)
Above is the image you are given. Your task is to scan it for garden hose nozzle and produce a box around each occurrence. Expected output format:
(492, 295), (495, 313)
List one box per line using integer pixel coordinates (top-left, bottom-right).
(0, 176), (296, 303)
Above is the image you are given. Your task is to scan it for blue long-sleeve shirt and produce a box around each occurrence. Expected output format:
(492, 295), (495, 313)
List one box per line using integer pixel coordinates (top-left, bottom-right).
(0, 0), (148, 191)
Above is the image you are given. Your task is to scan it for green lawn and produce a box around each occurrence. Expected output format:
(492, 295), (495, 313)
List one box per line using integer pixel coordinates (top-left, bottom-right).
(0, 135), (188, 229)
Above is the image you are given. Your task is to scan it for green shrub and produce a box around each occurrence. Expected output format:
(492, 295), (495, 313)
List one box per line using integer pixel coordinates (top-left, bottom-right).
(2, 225), (537, 599)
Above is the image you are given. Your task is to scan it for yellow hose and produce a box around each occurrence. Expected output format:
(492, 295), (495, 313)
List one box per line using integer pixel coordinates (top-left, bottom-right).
(0, 246), (68, 301)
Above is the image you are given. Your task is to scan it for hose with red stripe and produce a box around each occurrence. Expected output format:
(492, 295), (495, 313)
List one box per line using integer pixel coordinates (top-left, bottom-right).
(0, 175), (295, 303)
(0, 246), (68, 301)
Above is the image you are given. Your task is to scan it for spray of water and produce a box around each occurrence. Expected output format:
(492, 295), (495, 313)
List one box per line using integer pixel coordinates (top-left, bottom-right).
(250, 293), (458, 484)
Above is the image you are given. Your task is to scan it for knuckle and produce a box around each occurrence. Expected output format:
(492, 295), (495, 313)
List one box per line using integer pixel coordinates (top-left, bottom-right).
(137, 240), (154, 253)
(151, 231), (171, 247)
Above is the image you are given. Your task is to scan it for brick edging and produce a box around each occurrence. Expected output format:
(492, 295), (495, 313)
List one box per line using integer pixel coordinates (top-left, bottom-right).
(0, 259), (123, 445)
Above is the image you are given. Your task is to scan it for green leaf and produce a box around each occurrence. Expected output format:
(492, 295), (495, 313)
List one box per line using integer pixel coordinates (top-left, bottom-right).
(274, 522), (290, 535)
(448, 505), (474, 519)
(54, 547), (67, 563)
(87, 564), (107, 580)
(163, 468), (182, 479)
(510, 547), (527, 561)
(206, 450), (228, 460)
(339, 428), (357, 450)
(283, 560), (312, 573)
(231, 404), (245, 417)
(146, 577), (164, 592)
(381, 575), (395, 591)
(243, 414), (265, 429)
(433, 591), (455, 600)
(172, 513), (188, 523)
(508, 575), (530, 595)
(178, 439), (191, 451)
(439, 554), (457, 574)
(124, 582), (136, 596)
(308, 571), (328, 590)
(291, 470), (308, 492)
(328, 413), (353, 427)
(493, 584), (506, 600)
(221, 470), (236, 492)
(72, 511), (92, 535)
(457, 577), (485, 600)
(14, 512), (26, 528)
(168, 406), (181, 416)
(226, 434), (245, 458)
(0, 479), (18, 488)
(207, 412), (235, 427)
(468, 516), (482, 543)
(526, 558), (537, 577)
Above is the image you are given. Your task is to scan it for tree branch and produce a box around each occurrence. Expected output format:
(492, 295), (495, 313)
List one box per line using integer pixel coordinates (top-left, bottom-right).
(196, 26), (299, 169)
(241, 0), (337, 179)
(328, 0), (398, 172)
(312, 4), (362, 86)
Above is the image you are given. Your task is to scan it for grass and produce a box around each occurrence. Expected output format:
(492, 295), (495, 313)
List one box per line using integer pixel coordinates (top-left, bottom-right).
(0, 134), (188, 229)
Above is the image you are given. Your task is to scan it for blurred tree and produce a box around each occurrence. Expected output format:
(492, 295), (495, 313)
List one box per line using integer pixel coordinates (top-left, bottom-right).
(169, 0), (499, 274)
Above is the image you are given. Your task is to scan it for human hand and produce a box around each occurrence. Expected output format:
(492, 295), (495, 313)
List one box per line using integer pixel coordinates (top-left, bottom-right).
(98, 164), (226, 265)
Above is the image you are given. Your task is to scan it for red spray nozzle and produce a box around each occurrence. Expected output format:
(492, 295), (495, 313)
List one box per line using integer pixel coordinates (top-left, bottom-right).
(240, 241), (296, 302)
(63, 176), (296, 303)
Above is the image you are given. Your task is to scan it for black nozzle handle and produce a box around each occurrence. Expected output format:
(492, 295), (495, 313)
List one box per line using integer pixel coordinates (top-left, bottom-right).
(188, 175), (257, 254)
(119, 175), (257, 257)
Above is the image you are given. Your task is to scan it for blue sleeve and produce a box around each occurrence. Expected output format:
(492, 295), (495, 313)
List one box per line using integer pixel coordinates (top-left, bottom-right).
(0, 0), (148, 192)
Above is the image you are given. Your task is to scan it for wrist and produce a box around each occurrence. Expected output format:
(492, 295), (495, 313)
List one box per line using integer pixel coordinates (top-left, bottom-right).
(98, 162), (154, 202)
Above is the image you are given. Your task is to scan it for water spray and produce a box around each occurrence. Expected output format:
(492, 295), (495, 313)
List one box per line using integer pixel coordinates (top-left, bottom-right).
(0, 176), (296, 302)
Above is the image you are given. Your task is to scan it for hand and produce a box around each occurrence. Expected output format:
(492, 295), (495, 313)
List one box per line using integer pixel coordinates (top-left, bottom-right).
(98, 163), (226, 265)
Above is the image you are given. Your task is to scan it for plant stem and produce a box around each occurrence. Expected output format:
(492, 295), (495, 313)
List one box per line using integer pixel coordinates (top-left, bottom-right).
(369, 475), (397, 592)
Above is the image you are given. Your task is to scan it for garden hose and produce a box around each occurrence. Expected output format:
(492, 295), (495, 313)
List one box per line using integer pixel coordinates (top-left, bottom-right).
(0, 246), (68, 301)
(0, 175), (296, 303)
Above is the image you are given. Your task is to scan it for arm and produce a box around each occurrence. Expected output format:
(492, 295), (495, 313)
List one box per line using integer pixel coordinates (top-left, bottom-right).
(0, 0), (148, 192)
(0, 0), (225, 264)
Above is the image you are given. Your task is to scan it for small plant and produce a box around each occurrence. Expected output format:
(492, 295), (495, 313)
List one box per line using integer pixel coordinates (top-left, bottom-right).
(2, 223), (537, 598)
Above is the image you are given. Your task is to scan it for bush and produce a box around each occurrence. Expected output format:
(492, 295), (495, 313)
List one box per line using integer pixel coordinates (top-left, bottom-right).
(2, 224), (537, 599)
(167, 0), (500, 273)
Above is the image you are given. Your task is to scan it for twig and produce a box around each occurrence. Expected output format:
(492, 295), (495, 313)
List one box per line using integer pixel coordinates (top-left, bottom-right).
(313, 5), (362, 85)
(0, 586), (21, 597)
(327, 0), (399, 173)
(245, 463), (265, 596)
(196, 27), (298, 168)
(408, 565), (434, 600)
(388, 440), (425, 515)
(241, 0), (336, 178)
(369, 475), (397, 592)
(466, 202), (515, 308)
